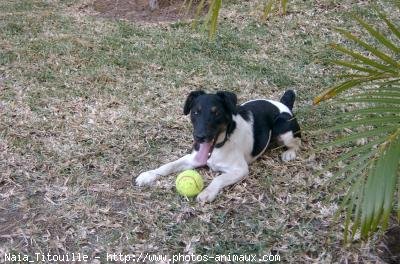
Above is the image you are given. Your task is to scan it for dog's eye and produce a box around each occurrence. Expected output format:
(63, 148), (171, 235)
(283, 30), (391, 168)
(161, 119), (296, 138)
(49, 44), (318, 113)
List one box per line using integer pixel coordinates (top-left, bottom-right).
(193, 111), (199, 115)
(211, 106), (219, 116)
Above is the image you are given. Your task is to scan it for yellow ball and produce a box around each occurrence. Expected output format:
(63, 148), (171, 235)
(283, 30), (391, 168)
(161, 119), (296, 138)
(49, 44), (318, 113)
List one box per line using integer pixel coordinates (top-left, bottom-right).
(175, 170), (204, 197)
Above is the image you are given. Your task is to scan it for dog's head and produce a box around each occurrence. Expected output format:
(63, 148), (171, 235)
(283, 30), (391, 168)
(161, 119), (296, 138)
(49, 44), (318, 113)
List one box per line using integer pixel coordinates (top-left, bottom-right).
(183, 90), (237, 163)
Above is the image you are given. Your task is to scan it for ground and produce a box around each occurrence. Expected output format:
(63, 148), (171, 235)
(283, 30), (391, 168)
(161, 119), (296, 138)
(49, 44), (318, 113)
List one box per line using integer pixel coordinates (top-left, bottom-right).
(0, 0), (398, 263)
(92, 0), (201, 23)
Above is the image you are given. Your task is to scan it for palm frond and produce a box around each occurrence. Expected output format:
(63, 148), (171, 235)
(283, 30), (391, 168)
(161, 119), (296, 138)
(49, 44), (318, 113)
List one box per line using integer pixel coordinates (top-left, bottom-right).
(192, 0), (290, 38)
(330, 44), (397, 73)
(398, 181), (400, 220)
(190, 0), (207, 29)
(360, 130), (400, 237)
(330, 59), (381, 74)
(314, 3), (400, 241)
(262, 0), (274, 20)
(338, 97), (400, 105)
(346, 91), (400, 98)
(376, 8), (400, 41)
(332, 154), (376, 198)
(321, 116), (399, 133)
(320, 137), (386, 178)
(313, 73), (395, 104)
(335, 27), (400, 67)
(321, 150), (379, 208)
(313, 6), (400, 105)
(365, 85), (400, 93)
(207, 0), (222, 39)
(338, 107), (400, 116)
(352, 14), (400, 54)
(281, 0), (288, 15)
(349, 177), (365, 241)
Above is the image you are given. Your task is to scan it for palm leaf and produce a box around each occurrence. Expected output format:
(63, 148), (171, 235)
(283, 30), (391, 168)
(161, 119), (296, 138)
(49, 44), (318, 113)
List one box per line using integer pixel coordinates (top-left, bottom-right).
(332, 155), (376, 198)
(313, 74), (393, 104)
(207, 0), (222, 39)
(398, 180), (400, 220)
(330, 44), (397, 73)
(353, 14), (400, 54)
(343, 188), (356, 242)
(338, 107), (400, 116)
(336, 74), (374, 79)
(379, 132), (400, 230)
(341, 90), (400, 100)
(321, 116), (399, 133)
(365, 85), (400, 93)
(376, 9), (400, 42)
(360, 130), (400, 238)
(330, 59), (380, 74)
(190, 0), (207, 29)
(262, 0), (274, 20)
(314, 3), (400, 241)
(335, 27), (400, 68)
(183, 0), (193, 15)
(372, 78), (400, 87)
(350, 176), (365, 241)
(338, 176), (364, 242)
(281, 0), (288, 15)
(194, 0), (290, 38)
(320, 138), (384, 181)
(338, 97), (400, 105)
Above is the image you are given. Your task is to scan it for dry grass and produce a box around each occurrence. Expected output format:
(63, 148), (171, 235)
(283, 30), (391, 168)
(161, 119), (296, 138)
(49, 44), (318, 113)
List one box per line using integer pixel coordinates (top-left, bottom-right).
(0, 0), (394, 262)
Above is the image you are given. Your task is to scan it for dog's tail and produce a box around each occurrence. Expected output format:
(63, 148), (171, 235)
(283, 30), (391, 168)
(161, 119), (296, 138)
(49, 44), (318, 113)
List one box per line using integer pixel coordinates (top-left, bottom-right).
(280, 89), (296, 111)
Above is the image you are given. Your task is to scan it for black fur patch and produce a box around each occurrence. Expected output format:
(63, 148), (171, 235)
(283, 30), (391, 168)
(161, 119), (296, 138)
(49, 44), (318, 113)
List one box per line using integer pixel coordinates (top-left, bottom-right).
(187, 91), (301, 157)
(238, 108), (251, 121)
(280, 90), (296, 111)
(184, 91), (237, 146)
(272, 112), (301, 138)
(240, 100), (279, 157)
(240, 99), (301, 157)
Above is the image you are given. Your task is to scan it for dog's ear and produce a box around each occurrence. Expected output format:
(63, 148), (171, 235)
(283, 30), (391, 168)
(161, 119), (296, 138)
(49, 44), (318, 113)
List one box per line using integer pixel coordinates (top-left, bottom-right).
(272, 112), (293, 137)
(217, 91), (237, 115)
(183, 90), (205, 115)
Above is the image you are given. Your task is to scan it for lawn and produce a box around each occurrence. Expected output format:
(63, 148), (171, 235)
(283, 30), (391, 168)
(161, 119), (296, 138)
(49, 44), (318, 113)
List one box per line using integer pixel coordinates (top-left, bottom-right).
(0, 0), (391, 262)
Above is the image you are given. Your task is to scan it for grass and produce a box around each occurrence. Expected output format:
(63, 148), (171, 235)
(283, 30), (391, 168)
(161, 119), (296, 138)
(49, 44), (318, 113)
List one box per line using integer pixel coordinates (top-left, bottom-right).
(0, 0), (394, 262)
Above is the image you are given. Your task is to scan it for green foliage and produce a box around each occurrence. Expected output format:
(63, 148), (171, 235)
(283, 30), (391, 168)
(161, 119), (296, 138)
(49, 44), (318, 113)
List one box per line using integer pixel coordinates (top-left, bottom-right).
(263, 0), (288, 20)
(189, 0), (289, 39)
(314, 3), (400, 241)
(206, 0), (222, 39)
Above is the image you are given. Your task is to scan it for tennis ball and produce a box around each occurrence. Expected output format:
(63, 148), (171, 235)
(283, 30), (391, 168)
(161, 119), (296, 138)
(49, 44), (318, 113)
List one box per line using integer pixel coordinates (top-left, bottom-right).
(175, 170), (204, 197)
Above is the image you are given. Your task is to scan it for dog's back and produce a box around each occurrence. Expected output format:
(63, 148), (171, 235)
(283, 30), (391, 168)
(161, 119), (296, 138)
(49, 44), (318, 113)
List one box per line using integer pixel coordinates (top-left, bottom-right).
(239, 90), (300, 158)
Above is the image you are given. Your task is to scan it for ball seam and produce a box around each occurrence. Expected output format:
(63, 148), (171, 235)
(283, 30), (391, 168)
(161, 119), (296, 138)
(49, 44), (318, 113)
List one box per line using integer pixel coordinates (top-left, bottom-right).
(176, 175), (202, 192)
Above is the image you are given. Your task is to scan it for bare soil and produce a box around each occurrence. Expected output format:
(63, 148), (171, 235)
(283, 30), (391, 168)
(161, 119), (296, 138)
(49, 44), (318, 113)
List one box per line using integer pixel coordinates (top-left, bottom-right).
(92, 0), (200, 22)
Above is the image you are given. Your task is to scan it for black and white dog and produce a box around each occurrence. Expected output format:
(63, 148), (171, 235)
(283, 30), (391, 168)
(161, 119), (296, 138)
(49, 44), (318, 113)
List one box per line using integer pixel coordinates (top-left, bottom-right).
(135, 90), (301, 202)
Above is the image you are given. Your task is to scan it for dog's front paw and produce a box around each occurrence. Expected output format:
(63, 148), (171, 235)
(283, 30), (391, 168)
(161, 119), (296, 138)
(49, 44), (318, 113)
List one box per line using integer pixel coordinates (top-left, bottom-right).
(135, 170), (159, 186)
(282, 149), (296, 162)
(196, 186), (220, 203)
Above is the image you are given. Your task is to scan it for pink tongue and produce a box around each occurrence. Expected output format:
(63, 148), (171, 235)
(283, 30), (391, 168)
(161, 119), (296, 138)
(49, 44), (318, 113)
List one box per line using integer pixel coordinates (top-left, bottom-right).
(194, 142), (212, 165)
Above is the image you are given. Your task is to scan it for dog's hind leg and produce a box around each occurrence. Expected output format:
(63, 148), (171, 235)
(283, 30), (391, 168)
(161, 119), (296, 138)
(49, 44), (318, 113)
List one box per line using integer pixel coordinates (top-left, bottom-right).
(279, 131), (301, 162)
(272, 112), (301, 162)
(135, 154), (198, 186)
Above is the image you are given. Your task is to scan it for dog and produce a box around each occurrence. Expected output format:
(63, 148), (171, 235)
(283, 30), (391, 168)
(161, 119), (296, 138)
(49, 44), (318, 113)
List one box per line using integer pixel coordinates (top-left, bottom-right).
(135, 90), (301, 202)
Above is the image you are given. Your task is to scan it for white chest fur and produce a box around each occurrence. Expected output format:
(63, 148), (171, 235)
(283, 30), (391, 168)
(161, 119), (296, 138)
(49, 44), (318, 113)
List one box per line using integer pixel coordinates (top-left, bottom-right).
(207, 114), (254, 172)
